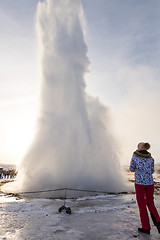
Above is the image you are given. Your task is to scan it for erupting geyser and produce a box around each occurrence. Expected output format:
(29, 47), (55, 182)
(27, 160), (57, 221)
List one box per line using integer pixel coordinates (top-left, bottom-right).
(3, 0), (126, 195)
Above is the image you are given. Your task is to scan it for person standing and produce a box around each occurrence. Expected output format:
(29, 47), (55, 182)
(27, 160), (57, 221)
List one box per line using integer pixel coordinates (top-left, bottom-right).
(130, 142), (160, 234)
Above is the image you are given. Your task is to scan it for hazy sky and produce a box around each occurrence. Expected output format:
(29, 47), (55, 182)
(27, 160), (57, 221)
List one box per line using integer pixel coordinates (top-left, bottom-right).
(0, 0), (160, 164)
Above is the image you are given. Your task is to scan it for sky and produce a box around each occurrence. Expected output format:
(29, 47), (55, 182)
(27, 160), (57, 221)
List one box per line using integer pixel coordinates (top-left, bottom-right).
(0, 0), (160, 165)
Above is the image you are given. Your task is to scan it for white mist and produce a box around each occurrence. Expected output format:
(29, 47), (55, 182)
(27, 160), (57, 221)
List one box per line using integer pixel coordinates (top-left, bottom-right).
(3, 0), (127, 195)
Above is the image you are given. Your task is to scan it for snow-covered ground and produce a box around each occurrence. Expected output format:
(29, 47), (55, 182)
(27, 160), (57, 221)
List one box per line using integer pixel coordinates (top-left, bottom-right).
(1, 188), (160, 240)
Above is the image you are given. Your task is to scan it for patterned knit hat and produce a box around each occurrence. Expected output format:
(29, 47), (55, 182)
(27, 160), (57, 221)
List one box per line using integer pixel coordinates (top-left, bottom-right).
(142, 142), (150, 150)
(138, 142), (150, 151)
(137, 142), (144, 150)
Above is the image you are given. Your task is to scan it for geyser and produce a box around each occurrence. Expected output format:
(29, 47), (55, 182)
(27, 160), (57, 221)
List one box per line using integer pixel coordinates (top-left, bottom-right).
(4, 0), (126, 195)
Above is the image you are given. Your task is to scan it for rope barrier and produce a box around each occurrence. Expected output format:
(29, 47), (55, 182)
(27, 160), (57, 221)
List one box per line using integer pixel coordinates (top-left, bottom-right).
(67, 188), (114, 194)
(8, 187), (125, 196)
(4, 187), (130, 215)
(10, 188), (67, 195)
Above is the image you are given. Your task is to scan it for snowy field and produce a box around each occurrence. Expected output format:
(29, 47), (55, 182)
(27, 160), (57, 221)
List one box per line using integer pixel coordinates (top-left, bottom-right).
(1, 188), (160, 240)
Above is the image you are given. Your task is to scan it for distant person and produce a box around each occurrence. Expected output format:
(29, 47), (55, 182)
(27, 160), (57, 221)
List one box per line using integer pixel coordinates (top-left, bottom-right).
(130, 142), (160, 235)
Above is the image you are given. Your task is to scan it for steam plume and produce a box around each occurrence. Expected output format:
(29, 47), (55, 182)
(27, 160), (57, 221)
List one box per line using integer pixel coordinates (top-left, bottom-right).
(3, 0), (126, 195)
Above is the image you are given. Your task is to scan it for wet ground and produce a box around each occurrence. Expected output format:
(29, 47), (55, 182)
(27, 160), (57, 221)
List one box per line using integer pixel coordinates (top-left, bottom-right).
(1, 189), (160, 240)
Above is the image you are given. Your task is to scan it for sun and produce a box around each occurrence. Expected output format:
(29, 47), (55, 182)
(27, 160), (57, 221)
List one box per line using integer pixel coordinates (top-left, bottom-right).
(2, 103), (37, 165)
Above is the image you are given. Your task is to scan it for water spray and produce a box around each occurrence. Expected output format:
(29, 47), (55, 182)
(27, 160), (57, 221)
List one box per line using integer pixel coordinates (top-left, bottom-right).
(2, 0), (126, 196)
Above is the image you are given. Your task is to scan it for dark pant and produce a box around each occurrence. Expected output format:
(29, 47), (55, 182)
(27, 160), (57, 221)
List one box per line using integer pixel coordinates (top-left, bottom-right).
(135, 183), (160, 229)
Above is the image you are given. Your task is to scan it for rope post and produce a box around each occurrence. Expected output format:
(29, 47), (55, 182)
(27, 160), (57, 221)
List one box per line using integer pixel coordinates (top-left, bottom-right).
(58, 188), (71, 214)
(64, 188), (67, 206)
